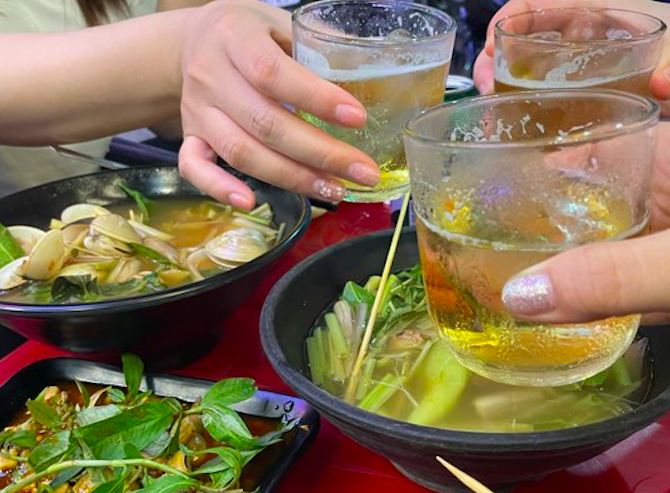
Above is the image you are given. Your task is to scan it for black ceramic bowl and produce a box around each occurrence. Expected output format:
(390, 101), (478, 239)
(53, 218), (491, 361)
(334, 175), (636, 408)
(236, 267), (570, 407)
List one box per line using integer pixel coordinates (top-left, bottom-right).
(0, 165), (310, 368)
(260, 227), (670, 492)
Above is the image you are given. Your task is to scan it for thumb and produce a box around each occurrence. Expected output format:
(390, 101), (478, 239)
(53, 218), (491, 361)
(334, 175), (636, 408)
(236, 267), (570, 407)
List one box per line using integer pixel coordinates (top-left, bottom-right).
(501, 230), (670, 324)
(649, 48), (670, 101)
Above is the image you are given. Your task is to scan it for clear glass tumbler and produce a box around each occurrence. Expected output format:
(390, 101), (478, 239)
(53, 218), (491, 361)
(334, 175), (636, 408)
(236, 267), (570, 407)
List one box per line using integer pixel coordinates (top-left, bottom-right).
(494, 8), (665, 95)
(293, 0), (457, 202)
(403, 90), (659, 386)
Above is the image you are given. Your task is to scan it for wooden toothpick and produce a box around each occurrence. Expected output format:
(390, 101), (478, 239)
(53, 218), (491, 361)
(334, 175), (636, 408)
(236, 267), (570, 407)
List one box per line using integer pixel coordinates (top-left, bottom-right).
(436, 456), (496, 493)
(344, 191), (411, 403)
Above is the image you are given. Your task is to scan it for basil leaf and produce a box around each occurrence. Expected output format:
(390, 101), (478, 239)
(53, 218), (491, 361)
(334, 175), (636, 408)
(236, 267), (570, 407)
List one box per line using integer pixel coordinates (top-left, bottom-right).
(76, 439), (106, 486)
(256, 418), (298, 447)
(202, 378), (256, 408)
(75, 405), (122, 427)
(6, 429), (37, 448)
(74, 400), (175, 460)
(119, 184), (151, 219)
(90, 470), (127, 493)
(342, 281), (374, 308)
(202, 403), (255, 450)
(134, 475), (197, 493)
(141, 430), (170, 458)
(122, 353), (144, 402)
(0, 223), (24, 268)
(210, 470), (235, 490)
(29, 431), (72, 471)
(107, 389), (126, 404)
(123, 444), (143, 459)
(51, 276), (101, 303)
(75, 380), (91, 408)
(50, 467), (83, 488)
(26, 399), (62, 429)
(181, 445), (242, 485)
(130, 244), (173, 266)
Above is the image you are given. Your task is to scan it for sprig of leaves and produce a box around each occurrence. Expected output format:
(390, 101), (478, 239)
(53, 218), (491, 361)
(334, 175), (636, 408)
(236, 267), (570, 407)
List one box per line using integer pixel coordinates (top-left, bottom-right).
(119, 184), (152, 219)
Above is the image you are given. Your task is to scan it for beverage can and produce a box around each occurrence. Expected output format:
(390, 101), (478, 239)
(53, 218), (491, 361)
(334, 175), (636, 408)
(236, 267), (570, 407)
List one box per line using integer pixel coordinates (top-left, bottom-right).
(444, 75), (478, 102)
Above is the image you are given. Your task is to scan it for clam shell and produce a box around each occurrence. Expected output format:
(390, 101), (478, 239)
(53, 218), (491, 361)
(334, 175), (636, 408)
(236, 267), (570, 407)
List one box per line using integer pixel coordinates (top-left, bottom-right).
(7, 226), (45, 254)
(61, 204), (110, 224)
(83, 234), (132, 257)
(129, 220), (174, 242)
(0, 257), (28, 290)
(206, 227), (269, 265)
(23, 229), (67, 280)
(91, 214), (140, 244)
(58, 262), (105, 281)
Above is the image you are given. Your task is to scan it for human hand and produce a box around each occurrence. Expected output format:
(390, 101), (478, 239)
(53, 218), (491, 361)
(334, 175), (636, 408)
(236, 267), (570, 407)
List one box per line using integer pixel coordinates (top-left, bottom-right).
(473, 0), (670, 102)
(177, 0), (379, 210)
(501, 121), (670, 326)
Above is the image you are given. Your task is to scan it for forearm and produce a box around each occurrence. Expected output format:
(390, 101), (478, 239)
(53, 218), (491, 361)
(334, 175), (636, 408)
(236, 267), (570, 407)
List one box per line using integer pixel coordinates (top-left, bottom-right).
(0, 9), (189, 146)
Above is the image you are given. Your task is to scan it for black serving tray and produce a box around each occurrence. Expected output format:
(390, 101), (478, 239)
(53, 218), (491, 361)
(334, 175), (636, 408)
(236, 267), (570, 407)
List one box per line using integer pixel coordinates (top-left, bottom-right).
(0, 358), (320, 493)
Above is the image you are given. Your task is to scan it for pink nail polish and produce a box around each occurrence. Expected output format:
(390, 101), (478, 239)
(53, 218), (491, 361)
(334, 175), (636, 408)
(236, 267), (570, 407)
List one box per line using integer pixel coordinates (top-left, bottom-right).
(229, 192), (253, 210)
(334, 104), (366, 126)
(501, 274), (555, 315)
(313, 179), (345, 202)
(348, 162), (379, 187)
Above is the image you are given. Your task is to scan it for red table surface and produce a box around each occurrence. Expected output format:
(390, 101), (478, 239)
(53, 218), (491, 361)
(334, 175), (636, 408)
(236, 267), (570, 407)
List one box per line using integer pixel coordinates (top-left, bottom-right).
(1, 202), (670, 493)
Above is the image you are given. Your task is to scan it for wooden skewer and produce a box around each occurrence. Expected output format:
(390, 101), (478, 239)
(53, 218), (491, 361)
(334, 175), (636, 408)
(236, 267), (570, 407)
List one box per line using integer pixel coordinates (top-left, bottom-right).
(436, 456), (496, 493)
(344, 191), (411, 403)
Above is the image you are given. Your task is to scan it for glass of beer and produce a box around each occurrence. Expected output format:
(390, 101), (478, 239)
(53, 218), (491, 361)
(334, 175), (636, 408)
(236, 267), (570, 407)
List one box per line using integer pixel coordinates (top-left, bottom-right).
(403, 90), (659, 386)
(494, 8), (666, 94)
(293, 0), (457, 202)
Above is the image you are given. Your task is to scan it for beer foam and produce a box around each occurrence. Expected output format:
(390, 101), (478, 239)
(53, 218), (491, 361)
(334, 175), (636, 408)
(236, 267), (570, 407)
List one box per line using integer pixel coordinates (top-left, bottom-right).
(495, 56), (653, 89)
(295, 43), (449, 81)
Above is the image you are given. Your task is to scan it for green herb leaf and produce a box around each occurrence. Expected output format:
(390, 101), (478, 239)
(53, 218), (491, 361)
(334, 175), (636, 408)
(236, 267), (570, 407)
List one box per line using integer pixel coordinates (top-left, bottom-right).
(141, 430), (171, 458)
(119, 183), (152, 219)
(28, 431), (72, 471)
(181, 445), (242, 485)
(75, 380), (91, 408)
(5, 429), (37, 448)
(130, 244), (173, 266)
(107, 389), (126, 404)
(0, 223), (25, 268)
(26, 399), (62, 429)
(90, 469), (128, 493)
(76, 438), (106, 486)
(123, 443), (143, 459)
(74, 400), (176, 460)
(51, 275), (102, 303)
(202, 378), (256, 408)
(202, 403), (255, 450)
(134, 475), (198, 493)
(50, 467), (83, 488)
(75, 405), (122, 427)
(342, 281), (375, 308)
(210, 470), (235, 490)
(122, 353), (144, 402)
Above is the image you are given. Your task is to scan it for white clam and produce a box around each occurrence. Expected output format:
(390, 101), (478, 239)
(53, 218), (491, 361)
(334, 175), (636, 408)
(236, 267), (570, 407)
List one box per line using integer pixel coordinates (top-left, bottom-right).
(129, 220), (174, 242)
(23, 229), (67, 280)
(83, 234), (132, 257)
(91, 214), (140, 244)
(143, 238), (180, 265)
(7, 226), (46, 254)
(206, 227), (269, 266)
(62, 223), (89, 247)
(58, 263), (105, 281)
(61, 204), (110, 224)
(106, 258), (142, 284)
(0, 257), (28, 290)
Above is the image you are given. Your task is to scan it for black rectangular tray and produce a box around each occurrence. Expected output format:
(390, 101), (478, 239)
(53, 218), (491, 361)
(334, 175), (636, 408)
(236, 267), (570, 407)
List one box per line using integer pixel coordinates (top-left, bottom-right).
(0, 358), (319, 492)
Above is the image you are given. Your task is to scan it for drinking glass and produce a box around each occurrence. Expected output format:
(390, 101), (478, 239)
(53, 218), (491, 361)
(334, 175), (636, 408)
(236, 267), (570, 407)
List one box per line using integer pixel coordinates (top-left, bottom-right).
(293, 0), (457, 202)
(403, 90), (659, 386)
(494, 8), (665, 94)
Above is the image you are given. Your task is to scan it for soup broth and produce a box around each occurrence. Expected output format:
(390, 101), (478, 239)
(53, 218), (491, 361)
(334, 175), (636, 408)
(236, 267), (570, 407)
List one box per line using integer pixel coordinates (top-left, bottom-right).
(0, 187), (283, 304)
(305, 267), (650, 432)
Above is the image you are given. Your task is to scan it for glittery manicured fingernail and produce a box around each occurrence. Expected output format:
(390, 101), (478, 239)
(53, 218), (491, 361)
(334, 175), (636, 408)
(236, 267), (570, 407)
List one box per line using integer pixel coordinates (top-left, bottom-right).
(501, 273), (556, 315)
(347, 162), (379, 187)
(313, 179), (345, 202)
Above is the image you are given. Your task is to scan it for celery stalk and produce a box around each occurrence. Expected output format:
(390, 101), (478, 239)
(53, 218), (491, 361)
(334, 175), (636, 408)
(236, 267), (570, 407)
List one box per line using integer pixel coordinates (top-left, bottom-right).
(359, 374), (401, 412)
(355, 358), (377, 401)
(325, 313), (349, 359)
(306, 337), (325, 387)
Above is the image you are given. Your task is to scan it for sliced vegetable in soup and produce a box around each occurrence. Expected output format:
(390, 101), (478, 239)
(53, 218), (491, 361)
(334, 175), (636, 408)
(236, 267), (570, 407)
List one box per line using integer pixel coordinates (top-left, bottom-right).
(0, 185), (285, 304)
(306, 265), (651, 432)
